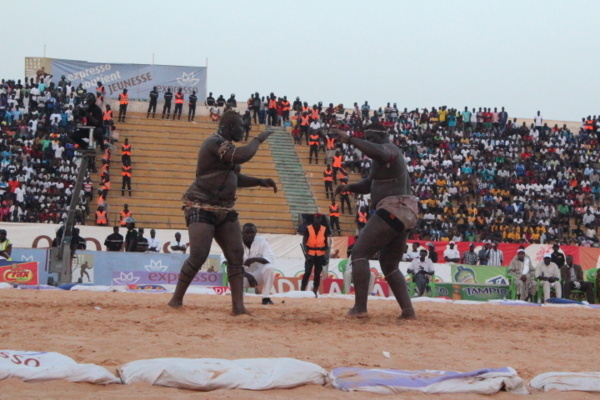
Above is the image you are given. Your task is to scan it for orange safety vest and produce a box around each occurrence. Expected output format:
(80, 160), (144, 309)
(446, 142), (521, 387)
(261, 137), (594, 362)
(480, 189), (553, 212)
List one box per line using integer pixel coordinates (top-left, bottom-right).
(103, 109), (112, 121)
(358, 211), (367, 224)
(122, 144), (131, 156)
(326, 137), (335, 150)
(323, 169), (333, 182)
(311, 109), (319, 120)
(122, 165), (132, 177)
(120, 210), (132, 226)
(332, 155), (342, 168)
(268, 99), (277, 109)
(585, 120), (595, 130)
(302, 106), (310, 114)
(281, 100), (290, 111)
(329, 204), (339, 217)
(309, 134), (319, 146)
(306, 225), (326, 256)
(175, 93), (184, 104)
(102, 181), (111, 191)
(96, 210), (107, 225)
(97, 86), (105, 96)
(119, 93), (128, 105)
(96, 195), (106, 206)
(300, 115), (309, 126)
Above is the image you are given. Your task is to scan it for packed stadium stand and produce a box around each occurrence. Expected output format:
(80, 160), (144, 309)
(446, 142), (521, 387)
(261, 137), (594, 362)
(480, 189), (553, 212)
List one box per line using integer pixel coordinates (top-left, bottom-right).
(0, 76), (599, 244)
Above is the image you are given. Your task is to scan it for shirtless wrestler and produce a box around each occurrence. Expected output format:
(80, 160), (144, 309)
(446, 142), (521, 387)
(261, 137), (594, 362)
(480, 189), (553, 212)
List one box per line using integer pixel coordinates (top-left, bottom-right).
(168, 111), (277, 315)
(334, 123), (417, 319)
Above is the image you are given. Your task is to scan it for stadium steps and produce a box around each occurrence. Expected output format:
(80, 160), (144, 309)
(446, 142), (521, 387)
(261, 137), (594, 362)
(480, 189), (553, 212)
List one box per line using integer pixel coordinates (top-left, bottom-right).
(87, 113), (295, 234)
(267, 126), (318, 228)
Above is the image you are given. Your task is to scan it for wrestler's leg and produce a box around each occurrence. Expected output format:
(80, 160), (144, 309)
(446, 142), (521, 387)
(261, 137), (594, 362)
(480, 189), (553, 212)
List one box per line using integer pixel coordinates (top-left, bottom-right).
(214, 219), (247, 315)
(380, 231), (415, 319)
(168, 221), (215, 308)
(347, 214), (397, 316)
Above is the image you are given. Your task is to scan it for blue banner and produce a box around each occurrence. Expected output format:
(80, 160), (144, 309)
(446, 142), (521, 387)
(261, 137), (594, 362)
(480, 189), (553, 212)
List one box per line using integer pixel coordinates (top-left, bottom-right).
(25, 57), (207, 101)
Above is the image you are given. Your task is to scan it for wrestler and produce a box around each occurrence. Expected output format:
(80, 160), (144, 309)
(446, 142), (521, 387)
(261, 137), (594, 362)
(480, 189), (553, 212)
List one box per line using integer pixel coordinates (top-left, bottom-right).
(334, 123), (416, 319)
(168, 110), (277, 315)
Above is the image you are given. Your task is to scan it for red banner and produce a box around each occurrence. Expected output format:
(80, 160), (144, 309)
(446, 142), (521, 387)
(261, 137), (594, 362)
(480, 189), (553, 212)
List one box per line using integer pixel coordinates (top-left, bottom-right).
(0, 262), (39, 285)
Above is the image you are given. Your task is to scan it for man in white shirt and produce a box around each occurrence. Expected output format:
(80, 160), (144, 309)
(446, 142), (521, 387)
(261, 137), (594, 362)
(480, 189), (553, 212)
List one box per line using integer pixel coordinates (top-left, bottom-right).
(443, 241), (461, 263)
(147, 229), (161, 252)
(488, 241), (504, 266)
(407, 249), (435, 297)
(537, 253), (562, 302)
(169, 232), (187, 254)
(404, 242), (421, 261)
(508, 249), (537, 301)
(240, 223), (276, 305)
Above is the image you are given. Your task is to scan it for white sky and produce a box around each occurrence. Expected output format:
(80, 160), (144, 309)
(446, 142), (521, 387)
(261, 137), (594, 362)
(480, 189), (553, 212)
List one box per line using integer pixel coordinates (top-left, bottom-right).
(3, 0), (599, 121)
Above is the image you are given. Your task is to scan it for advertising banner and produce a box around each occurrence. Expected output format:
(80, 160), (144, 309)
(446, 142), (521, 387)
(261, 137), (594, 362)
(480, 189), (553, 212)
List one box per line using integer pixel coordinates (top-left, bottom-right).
(450, 264), (510, 285)
(0, 262), (39, 285)
(434, 283), (511, 301)
(25, 57), (207, 101)
(112, 271), (222, 286)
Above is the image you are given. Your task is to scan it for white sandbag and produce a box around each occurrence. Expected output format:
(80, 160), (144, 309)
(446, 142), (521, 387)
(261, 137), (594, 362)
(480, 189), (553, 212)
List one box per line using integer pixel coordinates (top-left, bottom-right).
(0, 282), (12, 289)
(0, 350), (120, 384)
(330, 366), (528, 395)
(530, 372), (600, 392)
(118, 357), (327, 391)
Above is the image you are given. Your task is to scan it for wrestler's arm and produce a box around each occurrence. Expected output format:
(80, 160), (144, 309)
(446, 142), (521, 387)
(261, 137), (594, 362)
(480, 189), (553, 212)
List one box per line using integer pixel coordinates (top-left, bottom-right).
(221, 130), (275, 164)
(334, 177), (372, 197)
(334, 129), (392, 162)
(237, 174), (277, 192)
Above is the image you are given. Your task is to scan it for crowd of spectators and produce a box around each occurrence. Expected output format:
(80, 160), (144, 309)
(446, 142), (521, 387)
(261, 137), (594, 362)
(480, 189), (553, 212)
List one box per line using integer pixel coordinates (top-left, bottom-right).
(1, 75), (599, 247)
(260, 95), (600, 247)
(0, 75), (119, 225)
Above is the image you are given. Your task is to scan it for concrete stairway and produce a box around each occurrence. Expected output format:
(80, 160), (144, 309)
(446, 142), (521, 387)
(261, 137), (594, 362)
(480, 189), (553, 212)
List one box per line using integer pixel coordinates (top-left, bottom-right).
(267, 126), (318, 228)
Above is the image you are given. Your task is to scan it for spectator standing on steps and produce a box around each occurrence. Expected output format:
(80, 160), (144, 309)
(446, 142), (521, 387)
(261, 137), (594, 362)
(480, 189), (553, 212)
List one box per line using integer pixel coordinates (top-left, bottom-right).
(173, 88), (184, 120)
(162, 88), (173, 119)
(188, 90), (198, 121)
(121, 157), (132, 197)
(323, 164), (334, 199)
(118, 88), (128, 122)
(147, 86), (158, 118)
(329, 199), (341, 236)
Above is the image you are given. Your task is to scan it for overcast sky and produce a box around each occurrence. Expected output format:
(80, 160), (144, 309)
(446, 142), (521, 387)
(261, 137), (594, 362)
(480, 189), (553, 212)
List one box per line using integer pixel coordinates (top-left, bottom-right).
(3, 0), (599, 121)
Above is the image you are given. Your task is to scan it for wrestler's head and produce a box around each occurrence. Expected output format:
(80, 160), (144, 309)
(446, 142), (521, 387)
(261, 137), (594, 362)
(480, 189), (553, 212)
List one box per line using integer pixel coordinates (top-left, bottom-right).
(219, 110), (244, 142)
(364, 122), (388, 144)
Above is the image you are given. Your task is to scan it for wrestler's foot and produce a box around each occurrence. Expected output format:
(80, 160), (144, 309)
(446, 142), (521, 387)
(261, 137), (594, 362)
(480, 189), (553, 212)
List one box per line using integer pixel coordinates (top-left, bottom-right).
(347, 307), (369, 318)
(398, 309), (416, 320)
(168, 298), (183, 308)
(231, 306), (251, 316)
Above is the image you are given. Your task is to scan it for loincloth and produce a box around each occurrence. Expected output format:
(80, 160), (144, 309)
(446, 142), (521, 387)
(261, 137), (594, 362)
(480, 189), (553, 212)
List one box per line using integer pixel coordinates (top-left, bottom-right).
(375, 195), (419, 232)
(183, 201), (238, 227)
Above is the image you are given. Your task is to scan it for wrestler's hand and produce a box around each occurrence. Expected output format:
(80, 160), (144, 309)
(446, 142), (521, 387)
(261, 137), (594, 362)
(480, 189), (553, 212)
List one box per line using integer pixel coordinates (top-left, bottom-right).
(260, 178), (278, 193)
(257, 129), (275, 143)
(332, 128), (351, 144)
(245, 272), (258, 287)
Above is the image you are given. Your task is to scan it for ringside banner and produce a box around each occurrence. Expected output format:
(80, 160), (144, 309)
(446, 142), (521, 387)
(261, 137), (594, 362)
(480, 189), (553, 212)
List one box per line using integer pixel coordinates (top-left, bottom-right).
(25, 57), (207, 101)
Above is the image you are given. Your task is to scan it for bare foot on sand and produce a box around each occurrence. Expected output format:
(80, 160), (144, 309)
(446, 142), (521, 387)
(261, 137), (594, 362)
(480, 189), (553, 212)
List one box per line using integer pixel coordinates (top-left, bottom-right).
(398, 309), (416, 320)
(347, 307), (369, 318)
(168, 299), (183, 309)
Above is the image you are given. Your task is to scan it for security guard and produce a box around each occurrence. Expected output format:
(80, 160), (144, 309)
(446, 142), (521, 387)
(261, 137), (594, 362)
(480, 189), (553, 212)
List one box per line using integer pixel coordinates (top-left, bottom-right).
(118, 88), (128, 122)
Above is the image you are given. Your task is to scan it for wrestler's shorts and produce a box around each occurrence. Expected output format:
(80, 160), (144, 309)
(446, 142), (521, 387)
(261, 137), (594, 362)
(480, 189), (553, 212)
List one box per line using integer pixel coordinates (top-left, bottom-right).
(375, 195), (419, 233)
(185, 207), (238, 227)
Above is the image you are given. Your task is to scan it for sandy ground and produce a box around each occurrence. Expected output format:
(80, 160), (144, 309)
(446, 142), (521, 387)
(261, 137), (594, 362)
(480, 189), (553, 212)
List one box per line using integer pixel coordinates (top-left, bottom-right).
(1, 289), (600, 399)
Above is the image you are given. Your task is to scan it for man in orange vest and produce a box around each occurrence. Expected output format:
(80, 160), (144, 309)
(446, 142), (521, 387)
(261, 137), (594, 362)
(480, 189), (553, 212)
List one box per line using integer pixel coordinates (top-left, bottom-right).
(121, 157), (132, 196)
(329, 200), (341, 235)
(173, 88), (184, 120)
(120, 204), (132, 226)
(95, 205), (108, 226)
(118, 88), (128, 122)
(308, 130), (321, 164)
(323, 164), (334, 199)
(301, 213), (330, 296)
(267, 93), (278, 126)
(332, 150), (343, 184)
(299, 112), (310, 145)
(356, 205), (368, 233)
(333, 122), (417, 319)
(280, 96), (290, 123)
(325, 130), (337, 165)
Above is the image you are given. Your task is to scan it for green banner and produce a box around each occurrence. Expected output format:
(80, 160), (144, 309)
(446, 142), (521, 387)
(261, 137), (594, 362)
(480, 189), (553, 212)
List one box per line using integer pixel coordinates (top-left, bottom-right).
(451, 264), (510, 285)
(434, 283), (510, 301)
